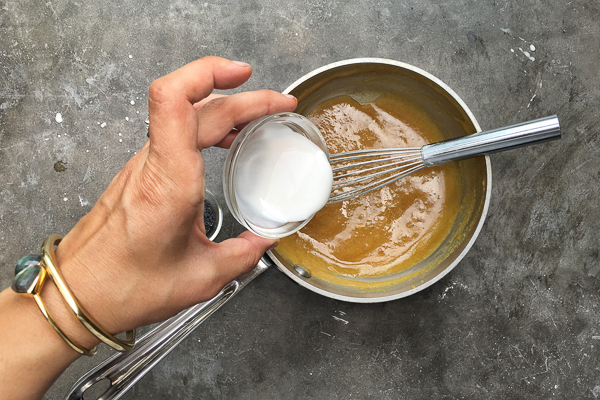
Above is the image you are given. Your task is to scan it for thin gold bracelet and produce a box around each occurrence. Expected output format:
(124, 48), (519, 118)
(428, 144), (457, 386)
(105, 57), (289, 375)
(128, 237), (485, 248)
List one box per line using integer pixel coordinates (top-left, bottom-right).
(12, 262), (97, 356)
(41, 234), (136, 352)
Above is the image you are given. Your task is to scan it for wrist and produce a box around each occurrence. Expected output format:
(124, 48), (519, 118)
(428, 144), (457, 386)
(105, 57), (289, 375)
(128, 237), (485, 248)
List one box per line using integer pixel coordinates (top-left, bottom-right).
(0, 283), (99, 359)
(54, 232), (138, 343)
(0, 288), (88, 399)
(5, 239), (103, 357)
(9, 232), (133, 358)
(37, 273), (102, 351)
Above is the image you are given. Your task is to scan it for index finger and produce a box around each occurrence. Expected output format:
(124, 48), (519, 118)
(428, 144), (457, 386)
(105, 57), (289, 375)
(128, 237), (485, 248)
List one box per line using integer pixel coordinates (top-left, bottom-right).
(155, 57), (251, 106)
(147, 57), (252, 160)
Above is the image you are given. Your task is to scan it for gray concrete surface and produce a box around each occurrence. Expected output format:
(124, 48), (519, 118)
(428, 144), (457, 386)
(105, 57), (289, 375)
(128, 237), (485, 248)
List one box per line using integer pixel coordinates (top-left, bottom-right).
(1, 0), (599, 398)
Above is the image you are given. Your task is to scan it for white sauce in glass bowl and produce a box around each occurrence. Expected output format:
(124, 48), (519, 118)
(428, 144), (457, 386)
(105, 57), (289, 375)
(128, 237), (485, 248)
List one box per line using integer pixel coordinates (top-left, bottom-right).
(234, 123), (333, 229)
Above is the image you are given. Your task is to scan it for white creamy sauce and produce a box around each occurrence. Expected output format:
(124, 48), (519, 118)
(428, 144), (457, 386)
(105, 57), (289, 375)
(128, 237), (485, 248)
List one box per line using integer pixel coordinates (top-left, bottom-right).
(234, 123), (333, 229)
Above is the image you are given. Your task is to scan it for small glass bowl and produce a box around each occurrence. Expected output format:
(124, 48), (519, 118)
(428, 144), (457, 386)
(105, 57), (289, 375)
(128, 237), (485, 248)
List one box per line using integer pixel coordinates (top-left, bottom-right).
(223, 112), (329, 239)
(204, 189), (223, 241)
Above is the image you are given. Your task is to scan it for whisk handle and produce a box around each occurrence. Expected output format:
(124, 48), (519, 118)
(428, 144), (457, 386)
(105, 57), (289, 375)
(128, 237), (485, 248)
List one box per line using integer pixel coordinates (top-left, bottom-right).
(421, 115), (561, 166)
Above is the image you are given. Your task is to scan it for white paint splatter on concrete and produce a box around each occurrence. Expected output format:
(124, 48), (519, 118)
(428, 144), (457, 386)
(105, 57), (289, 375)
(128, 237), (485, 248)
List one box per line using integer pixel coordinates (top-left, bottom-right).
(130, 100), (135, 105)
(55, 113), (63, 123)
(519, 47), (535, 62)
(78, 195), (89, 207)
(100, 122), (107, 128)
(530, 44), (536, 52)
(440, 281), (469, 299)
(332, 315), (349, 324)
(441, 286), (451, 299)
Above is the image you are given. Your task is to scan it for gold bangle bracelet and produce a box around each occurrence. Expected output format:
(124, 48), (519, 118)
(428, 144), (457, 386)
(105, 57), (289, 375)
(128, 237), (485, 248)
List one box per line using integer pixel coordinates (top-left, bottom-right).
(32, 293), (98, 357)
(41, 234), (136, 352)
(13, 263), (97, 356)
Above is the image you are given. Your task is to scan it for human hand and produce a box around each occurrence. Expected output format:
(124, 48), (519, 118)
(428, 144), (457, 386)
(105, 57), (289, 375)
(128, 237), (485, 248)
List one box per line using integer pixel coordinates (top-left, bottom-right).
(52, 57), (297, 337)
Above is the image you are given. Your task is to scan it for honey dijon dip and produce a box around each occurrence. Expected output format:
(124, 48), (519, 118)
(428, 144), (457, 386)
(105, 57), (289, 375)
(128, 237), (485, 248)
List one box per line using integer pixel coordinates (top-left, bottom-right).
(275, 93), (463, 290)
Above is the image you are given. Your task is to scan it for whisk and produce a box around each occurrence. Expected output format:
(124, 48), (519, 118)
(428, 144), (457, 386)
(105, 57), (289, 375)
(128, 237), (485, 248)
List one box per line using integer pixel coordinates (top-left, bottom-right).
(327, 115), (561, 204)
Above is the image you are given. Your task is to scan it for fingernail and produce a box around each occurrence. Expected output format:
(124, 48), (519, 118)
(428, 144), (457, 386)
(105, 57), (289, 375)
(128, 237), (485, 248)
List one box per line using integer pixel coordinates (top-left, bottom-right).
(282, 93), (296, 100)
(267, 241), (280, 251)
(232, 60), (251, 67)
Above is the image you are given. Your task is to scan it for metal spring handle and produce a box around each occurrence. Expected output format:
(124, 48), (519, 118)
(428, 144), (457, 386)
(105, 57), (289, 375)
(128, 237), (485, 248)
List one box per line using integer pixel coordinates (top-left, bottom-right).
(421, 115), (561, 166)
(65, 257), (273, 400)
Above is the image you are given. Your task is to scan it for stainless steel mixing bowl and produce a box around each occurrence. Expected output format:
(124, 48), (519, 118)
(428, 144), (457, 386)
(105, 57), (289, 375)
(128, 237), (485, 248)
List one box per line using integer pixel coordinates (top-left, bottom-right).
(268, 58), (492, 303)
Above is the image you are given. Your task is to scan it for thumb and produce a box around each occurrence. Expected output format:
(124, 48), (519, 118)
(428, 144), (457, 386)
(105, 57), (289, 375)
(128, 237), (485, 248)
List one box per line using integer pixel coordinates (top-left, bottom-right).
(209, 231), (278, 286)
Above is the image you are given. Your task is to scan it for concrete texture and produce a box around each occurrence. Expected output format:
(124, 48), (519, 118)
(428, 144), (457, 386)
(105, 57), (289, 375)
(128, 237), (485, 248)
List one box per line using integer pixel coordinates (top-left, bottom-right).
(1, 0), (599, 398)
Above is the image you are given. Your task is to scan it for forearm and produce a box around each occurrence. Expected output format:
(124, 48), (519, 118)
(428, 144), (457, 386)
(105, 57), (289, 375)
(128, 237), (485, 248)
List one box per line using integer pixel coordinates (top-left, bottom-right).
(0, 278), (100, 399)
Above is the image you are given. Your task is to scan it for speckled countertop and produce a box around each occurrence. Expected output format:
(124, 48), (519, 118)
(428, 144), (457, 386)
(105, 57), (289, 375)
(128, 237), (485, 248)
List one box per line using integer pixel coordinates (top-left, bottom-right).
(1, 1), (599, 398)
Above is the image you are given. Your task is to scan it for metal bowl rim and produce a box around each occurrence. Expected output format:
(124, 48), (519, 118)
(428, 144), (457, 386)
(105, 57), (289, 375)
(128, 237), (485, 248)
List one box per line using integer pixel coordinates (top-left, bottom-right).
(272, 58), (492, 303)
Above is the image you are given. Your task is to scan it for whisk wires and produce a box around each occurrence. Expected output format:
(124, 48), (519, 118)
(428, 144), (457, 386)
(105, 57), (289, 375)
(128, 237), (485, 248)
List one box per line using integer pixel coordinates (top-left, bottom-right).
(327, 148), (425, 204)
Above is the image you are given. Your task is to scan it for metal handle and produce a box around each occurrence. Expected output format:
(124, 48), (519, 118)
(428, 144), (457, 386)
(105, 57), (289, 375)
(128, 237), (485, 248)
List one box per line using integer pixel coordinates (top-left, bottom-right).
(421, 115), (561, 166)
(65, 257), (273, 400)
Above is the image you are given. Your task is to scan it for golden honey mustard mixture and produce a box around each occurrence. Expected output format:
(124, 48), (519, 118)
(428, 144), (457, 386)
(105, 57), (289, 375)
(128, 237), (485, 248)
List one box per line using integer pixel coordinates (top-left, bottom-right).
(275, 93), (462, 288)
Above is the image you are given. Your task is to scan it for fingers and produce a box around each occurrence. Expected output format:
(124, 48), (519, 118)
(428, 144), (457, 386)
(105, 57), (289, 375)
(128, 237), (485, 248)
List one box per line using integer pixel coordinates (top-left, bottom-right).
(154, 57), (252, 105)
(212, 130), (241, 149)
(212, 122), (252, 149)
(193, 93), (227, 110)
(196, 90), (297, 150)
(147, 57), (253, 160)
(205, 231), (278, 288)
